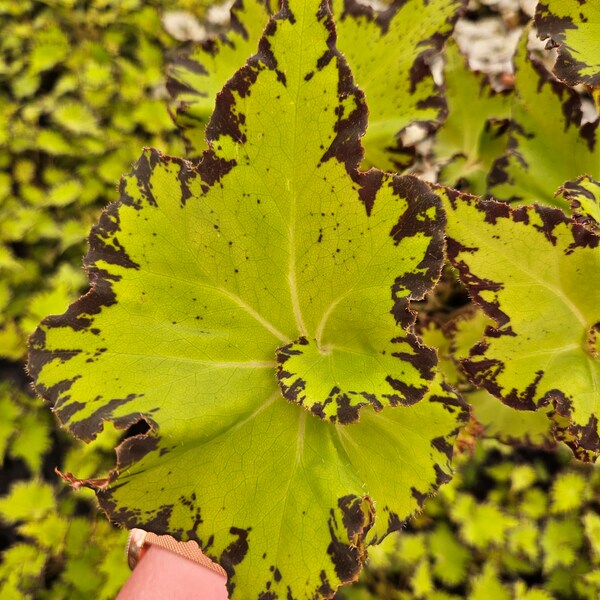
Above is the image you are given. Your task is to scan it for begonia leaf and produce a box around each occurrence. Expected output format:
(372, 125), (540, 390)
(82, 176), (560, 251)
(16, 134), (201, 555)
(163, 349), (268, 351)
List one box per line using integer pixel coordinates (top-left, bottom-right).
(441, 187), (600, 457)
(433, 39), (511, 196)
(30, 2), (465, 597)
(448, 309), (556, 449)
(535, 1), (600, 87)
(488, 32), (598, 210)
(168, 0), (465, 169)
(329, 0), (464, 171)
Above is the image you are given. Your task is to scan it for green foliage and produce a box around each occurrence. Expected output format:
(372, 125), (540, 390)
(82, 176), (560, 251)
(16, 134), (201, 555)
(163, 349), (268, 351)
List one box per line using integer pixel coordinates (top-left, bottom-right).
(3, 0), (600, 597)
(558, 175), (600, 232)
(433, 40), (511, 195)
(486, 32), (598, 209)
(337, 441), (600, 600)
(0, 385), (128, 599)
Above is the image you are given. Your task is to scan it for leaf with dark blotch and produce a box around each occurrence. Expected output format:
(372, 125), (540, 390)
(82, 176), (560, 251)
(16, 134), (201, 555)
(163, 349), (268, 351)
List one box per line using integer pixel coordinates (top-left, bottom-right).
(535, 1), (600, 88)
(330, 0), (465, 171)
(440, 186), (600, 458)
(29, 1), (464, 597)
(167, 0), (272, 159)
(488, 30), (598, 211)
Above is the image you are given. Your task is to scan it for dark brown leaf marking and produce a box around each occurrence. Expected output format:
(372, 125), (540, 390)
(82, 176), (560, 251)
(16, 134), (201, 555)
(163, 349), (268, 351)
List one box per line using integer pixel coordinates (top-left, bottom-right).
(326, 495), (372, 587)
(431, 435), (454, 460)
(220, 526), (251, 596)
(115, 432), (160, 471)
(336, 0), (464, 142)
(318, 21), (366, 175)
(490, 43), (596, 194)
(277, 335), (435, 422)
(434, 463), (452, 485)
(411, 486), (428, 506)
(546, 390), (600, 457)
(586, 322), (600, 358)
(66, 394), (144, 441)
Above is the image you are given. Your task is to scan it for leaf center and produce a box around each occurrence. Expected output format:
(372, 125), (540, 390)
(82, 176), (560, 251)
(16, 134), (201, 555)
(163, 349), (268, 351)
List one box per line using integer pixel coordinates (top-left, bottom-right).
(275, 336), (416, 424)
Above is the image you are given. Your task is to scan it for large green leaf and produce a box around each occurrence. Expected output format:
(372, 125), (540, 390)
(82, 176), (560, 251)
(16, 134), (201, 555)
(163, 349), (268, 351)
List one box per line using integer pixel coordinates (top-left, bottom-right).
(440, 187), (600, 456)
(168, 0), (464, 169)
(535, 1), (600, 87)
(30, 1), (465, 597)
(488, 32), (598, 209)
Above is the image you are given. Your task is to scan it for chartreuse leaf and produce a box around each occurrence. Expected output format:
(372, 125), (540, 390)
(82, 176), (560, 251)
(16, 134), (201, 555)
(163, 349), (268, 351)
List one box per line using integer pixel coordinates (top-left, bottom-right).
(558, 175), (600, 232)
(30, 2), (463, 597)
(441, 188), (600, 457)
(535, 1), (600, 87)
(583, 512), (600, 559)
(428, 523), (469, 587)
(434, 40), (511, 195)
(469, 563), (511, 600)
(0, 480), (55, 523)
(550, 471), (588, 513)
(329, 0), (464, 171)
(169, 0), (464, 169)
(541, 517), (584, 571)
(488, 32), (598, 210)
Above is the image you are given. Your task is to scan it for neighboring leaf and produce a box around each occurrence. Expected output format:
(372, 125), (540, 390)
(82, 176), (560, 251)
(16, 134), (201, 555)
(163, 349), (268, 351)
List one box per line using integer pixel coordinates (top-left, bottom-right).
(451, 495), (516, 550)
(558, 175), (600, 232)
(10, 410), (52, 474)
(0, 543), (47, 598)
(0, 387), (21, 461)
(412, 559), (434, 597)
(469, 563), (511, 600)
(507, 520), (539, 563)
(448, 309), (556, 449)
(488, 31), (597, 210)
(541, 518), (583, 571)
(167, 0), (272, 158)
(550, 471), (588, 513)
(30, 2), (463, 597)
(513, 582), (554, 600)
(535, 1), (600, 87)
(168, 0), (465, 170)
(583, 512), (600, 559)
(330, 0), (464, 171)
(434, 40), (511, 196)
(428, 523), (470, 587)
(441, 188), (600, 457)
(0, 480), (55, 523)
